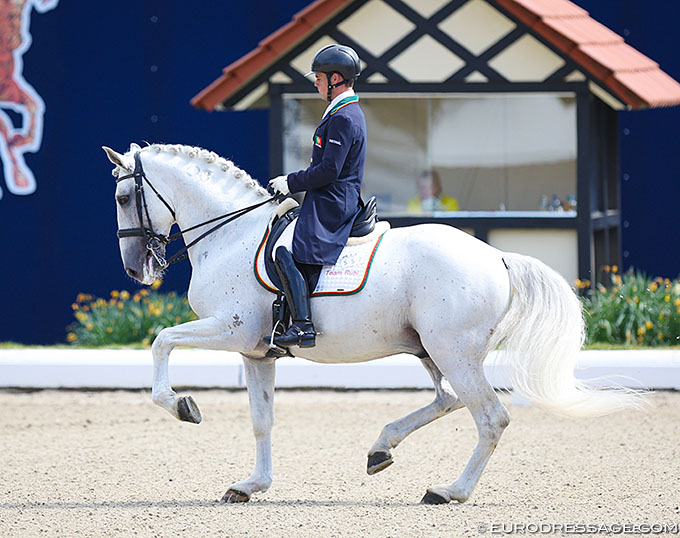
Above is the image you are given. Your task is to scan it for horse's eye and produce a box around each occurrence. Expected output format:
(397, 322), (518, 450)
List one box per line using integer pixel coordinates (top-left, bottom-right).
(117, 194), (130, 206)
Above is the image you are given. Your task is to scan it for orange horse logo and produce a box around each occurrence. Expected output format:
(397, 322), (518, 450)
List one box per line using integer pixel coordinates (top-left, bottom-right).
(0, 0), (58, 199)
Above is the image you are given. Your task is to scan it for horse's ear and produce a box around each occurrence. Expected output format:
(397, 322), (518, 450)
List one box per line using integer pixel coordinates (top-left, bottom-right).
(102, 146), (132, 171)
(130, 142), (142, 153)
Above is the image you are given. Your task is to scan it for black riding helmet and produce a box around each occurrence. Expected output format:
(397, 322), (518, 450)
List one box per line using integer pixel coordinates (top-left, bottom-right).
(306, 44), (361, 101)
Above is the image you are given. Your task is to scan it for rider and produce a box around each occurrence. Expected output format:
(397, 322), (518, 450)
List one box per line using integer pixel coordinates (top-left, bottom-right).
(267, 44), (366, 349)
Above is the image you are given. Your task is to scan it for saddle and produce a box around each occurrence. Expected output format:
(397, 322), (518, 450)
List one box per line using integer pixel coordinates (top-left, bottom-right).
(263, 196), (379, 292)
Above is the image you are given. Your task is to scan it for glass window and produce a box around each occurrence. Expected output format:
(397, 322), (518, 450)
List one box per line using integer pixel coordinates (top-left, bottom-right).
(282, 93), (577, 215)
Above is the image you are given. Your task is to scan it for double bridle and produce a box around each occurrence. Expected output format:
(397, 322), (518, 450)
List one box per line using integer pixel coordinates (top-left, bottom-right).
(116, 151), (279, 269)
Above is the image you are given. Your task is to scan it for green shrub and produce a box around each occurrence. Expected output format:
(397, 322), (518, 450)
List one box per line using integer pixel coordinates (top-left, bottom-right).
(67, 281), (197, 347)
(578, 267), (680, 346)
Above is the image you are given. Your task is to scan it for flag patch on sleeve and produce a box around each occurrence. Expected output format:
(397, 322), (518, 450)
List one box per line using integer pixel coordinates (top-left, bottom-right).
(314, 135), (322, 148)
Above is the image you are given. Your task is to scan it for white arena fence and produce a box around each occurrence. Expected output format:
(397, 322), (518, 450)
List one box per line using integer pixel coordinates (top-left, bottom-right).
(0, 349), (679, 391)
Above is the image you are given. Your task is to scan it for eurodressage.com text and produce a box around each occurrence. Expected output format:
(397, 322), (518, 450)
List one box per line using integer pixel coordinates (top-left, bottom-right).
(478, 522), (679, 534)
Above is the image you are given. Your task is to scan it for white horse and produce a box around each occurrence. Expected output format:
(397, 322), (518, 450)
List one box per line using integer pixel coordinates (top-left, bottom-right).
(103, 143), (641, 505)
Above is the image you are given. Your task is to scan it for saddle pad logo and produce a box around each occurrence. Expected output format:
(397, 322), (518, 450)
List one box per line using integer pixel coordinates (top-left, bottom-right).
(314, 135), (322, 148)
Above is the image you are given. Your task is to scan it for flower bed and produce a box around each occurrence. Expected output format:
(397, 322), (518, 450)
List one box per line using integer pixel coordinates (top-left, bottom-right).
(67, 280), (197, 346)
(577, 267), (680, 346)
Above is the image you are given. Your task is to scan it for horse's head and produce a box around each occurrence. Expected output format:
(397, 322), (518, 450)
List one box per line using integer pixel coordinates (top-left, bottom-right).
(103, 144), (175, 285)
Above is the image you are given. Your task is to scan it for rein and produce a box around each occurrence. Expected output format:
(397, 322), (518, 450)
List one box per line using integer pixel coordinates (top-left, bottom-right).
(116, 151), (280, 268)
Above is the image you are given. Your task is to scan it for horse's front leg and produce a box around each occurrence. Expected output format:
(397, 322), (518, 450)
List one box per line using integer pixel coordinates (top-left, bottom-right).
(222, 356), (276, 503)
(150, 316), (230, 422)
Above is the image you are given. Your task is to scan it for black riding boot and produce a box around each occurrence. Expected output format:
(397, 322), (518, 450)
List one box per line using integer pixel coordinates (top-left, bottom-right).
(270, 247), (316, 348)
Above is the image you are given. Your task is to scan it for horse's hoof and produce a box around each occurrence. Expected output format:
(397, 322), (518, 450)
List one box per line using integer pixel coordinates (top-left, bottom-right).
(421, 491), (449, 505)
(177, 396), (202, 424)
(367, 451), (393, 475)
(221, 489), (250, 503)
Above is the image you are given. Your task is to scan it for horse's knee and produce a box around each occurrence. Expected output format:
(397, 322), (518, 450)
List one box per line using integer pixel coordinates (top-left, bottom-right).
(151, 328), (173, 357)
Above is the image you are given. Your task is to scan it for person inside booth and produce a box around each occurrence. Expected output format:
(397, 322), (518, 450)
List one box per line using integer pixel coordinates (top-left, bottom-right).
(407, 169), (459, 213)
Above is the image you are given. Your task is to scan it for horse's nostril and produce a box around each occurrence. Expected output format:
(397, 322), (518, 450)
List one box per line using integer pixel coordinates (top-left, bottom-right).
(126, 267), (138, 278)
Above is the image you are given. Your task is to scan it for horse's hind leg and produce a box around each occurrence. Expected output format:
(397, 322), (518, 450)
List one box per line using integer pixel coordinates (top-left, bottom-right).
(367, 357), (464, 475)
(421, 356), (510, 504)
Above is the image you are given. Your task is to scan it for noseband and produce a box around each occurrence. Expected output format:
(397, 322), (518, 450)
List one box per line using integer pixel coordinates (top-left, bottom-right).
(116, 151), (280, 269)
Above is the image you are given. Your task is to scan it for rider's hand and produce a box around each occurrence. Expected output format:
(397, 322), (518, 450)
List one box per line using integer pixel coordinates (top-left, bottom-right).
(268, 175), (290, 195)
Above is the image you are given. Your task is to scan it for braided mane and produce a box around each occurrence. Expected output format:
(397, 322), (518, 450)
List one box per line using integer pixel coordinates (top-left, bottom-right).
(143, 143), (268, 196)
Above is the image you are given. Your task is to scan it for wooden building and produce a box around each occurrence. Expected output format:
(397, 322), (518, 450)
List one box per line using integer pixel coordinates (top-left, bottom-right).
(192, 0), (680, 284)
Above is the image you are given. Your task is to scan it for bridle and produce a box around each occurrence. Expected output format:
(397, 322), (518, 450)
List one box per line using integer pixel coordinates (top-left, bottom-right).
(116, 151), (280, 269)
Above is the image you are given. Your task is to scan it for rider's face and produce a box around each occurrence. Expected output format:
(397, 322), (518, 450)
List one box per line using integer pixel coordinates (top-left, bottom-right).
(314, 73), (327, 99)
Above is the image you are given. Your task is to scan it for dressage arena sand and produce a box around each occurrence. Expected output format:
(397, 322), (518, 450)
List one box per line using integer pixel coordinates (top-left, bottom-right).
(1, 389), (678, 537)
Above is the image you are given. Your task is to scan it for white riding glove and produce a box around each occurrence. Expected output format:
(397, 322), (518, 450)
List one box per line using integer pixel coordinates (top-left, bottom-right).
(268, 175), (290, 195)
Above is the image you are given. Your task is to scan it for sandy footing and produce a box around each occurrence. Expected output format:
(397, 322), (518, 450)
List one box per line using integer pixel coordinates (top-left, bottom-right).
(1, 389), (678, 537)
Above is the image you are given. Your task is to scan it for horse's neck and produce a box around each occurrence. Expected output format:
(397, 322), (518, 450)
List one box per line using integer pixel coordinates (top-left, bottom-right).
(145, 150), (272, 263)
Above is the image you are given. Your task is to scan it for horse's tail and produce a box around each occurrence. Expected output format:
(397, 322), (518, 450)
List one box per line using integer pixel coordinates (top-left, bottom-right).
(487, 252), (644, 417)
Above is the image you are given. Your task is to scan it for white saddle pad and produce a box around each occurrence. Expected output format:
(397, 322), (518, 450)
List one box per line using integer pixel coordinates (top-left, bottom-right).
(255, 220), (390, 296)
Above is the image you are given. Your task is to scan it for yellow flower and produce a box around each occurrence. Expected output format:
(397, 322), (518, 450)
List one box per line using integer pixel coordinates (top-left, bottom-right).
(142, 338), (150, 346)
(615, 275), (622, 286)
(140, 289), (149, 297)
(133, 294), (141, 303)
(111, 290), (119, 298)
(82, 305), (90, 312)
(611, 265), (618, 273)
(71, 303), (79, 311)
(175, 316), (181, 322)
(147, 328), (154, 335)
(649, 282), (658, 292)
(166, 304), (173, 311)
(120, 290), (130, 300)
(106, 327), (113, 333)
(626, 298), (631, 304)
(151, 279), (162, 290)
(96, 298), (106, 307)
(574, 278), (582, 288)
(659, 312), (665, 320)
(85, 324), (93, 331)
(674, 298), (680, 307)
(117, 302), (124, 309)
(658, 333), (664, 339)
(75, 312), (88, 322)
(66, 332), (77, 342)
(633, 296), (639, 303)
(637, 326), (646, 335)
(109, 298), (116, 305)
(169, 291), (176, 298)
(645, 321), (653, 330)
(665, 295), (671, 302)
(603, 265), (610, 272)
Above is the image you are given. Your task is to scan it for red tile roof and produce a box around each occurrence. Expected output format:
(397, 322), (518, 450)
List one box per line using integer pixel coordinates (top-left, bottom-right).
(192, 0), (680, 111)
(191, 0), (353, 111)
(495, 0), (680, 108)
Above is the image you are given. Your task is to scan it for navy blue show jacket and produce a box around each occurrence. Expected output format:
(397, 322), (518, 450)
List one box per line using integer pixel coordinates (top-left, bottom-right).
(286, 99), (366, 265)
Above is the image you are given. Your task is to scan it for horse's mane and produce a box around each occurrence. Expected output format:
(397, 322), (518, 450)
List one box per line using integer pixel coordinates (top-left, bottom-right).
(143, 143), (269, 197)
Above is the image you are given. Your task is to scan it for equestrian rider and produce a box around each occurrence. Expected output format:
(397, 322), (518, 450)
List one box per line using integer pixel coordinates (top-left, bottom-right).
(267, 44), (367, 349)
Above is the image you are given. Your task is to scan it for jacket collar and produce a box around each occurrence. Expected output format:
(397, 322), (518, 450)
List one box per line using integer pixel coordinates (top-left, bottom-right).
(322, 89), (356, 119)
